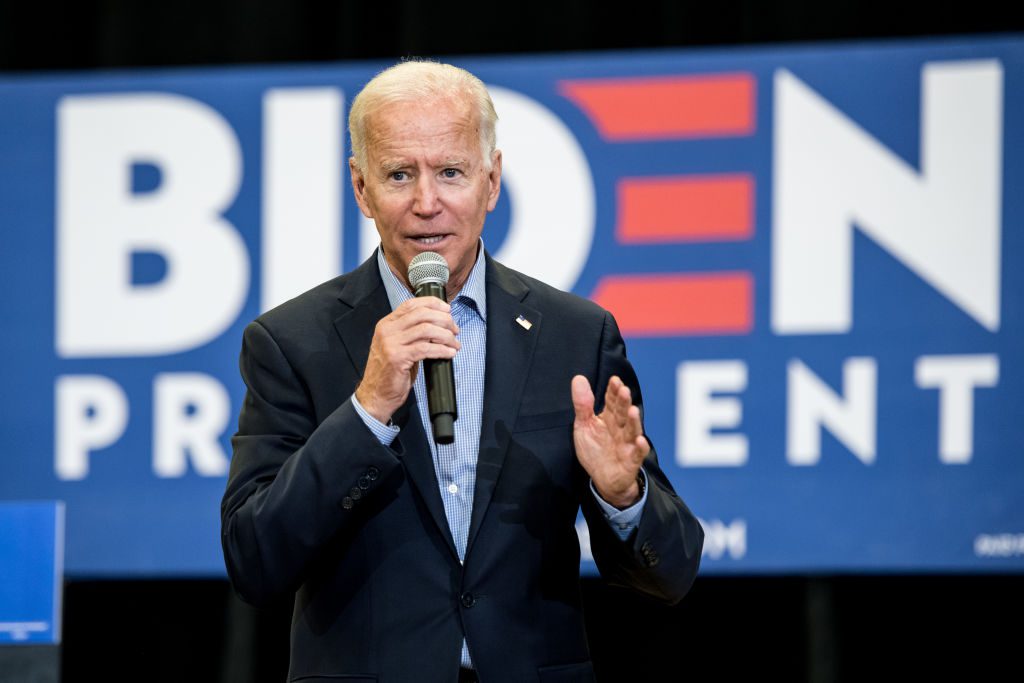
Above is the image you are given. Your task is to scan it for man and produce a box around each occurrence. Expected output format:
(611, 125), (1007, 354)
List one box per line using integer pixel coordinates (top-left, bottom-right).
(221, 60), (703, 683)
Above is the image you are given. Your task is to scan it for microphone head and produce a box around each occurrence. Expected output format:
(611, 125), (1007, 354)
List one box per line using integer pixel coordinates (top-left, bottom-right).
(408, 251), (450, 289)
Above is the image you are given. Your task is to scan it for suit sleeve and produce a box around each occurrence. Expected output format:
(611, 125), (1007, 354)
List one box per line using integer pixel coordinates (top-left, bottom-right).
(580, 312), (704, 605)
(220, 320), (401, 607)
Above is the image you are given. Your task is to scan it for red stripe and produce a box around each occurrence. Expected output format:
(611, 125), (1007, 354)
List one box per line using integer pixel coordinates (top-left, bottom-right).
(559, 73), (755, 140)
(591, 273), (752, 336)
(618, 174), (754, 243)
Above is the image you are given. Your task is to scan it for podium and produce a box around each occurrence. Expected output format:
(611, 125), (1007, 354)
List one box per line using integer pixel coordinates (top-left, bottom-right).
(0, 502), (64, 683)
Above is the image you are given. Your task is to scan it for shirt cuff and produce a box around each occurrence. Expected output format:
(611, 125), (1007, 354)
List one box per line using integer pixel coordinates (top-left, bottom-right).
(351, 393), (400, 447)
(590, 469), (648, 541)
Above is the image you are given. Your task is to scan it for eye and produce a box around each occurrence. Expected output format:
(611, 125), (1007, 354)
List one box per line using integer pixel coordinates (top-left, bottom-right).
(442, 168), (461, 179)
(389, 171), (408, 182)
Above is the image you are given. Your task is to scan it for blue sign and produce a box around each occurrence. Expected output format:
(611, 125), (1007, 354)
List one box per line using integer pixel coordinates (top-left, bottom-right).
(0, 502), (64, 644)
(0, 36), (1022, 576)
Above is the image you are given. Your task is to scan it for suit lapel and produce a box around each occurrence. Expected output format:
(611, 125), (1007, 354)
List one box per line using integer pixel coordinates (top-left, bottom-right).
(390, 401), (460, 561)
(466, 256), (542, 556)
(332, 252), (459, 562)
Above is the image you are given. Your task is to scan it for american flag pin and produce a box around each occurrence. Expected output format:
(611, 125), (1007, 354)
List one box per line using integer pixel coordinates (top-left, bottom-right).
(515, 314), (533, 330)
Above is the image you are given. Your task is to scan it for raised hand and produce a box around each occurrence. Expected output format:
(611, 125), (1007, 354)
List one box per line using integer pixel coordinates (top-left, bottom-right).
(571, 374), (650, 509)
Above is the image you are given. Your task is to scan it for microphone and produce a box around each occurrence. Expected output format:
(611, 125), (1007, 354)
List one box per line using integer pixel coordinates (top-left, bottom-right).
(408, 251), (457, 445)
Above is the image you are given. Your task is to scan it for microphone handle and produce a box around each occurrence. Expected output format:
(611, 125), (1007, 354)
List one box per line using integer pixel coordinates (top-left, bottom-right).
(414, 282), (457, 444)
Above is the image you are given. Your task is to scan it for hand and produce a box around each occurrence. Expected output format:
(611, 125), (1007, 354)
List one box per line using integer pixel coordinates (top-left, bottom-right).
(355, 297), (460, 423)
(571, 375), (650, 509)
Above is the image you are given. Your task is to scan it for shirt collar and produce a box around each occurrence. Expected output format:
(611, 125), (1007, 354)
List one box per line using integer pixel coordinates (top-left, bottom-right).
(376, 238), (488, 321)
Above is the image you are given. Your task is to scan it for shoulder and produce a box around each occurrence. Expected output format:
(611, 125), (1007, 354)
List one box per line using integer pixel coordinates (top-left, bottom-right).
(248, 275), (342, 340)
(488, 256), (610, 325)
(250, 255), (382, 342)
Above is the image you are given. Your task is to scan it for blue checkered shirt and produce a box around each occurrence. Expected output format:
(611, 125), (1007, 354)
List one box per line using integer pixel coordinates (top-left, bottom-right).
(352, 242), (647, 668)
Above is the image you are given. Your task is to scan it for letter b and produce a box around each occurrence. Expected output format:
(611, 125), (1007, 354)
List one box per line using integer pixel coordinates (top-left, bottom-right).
(57, 93), (249, 357)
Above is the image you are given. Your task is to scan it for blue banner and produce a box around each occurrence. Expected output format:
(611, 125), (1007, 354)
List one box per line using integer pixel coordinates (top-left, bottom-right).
(1, 36), (1022, 576)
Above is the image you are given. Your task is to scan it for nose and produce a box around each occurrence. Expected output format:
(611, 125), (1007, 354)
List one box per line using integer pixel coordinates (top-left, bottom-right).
(412, 175), (441, 217)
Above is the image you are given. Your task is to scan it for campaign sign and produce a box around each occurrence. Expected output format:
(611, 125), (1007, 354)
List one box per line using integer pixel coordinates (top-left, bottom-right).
(0, 36), (1022, 576)
(0, 502), (64, 644)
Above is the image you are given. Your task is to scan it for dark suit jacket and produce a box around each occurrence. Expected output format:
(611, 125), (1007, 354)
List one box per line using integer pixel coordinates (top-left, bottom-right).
(221, 252), (703, 683)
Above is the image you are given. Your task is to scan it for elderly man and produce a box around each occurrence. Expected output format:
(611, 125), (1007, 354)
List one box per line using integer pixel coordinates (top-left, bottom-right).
(221, 60), (703, 683)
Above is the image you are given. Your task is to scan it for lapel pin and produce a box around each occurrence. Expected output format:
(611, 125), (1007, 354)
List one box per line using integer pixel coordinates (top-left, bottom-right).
(515, 314), (533, 331)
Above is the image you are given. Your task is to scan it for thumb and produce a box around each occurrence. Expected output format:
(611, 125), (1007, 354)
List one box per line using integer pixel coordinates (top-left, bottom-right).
(571, 375), (595, 423)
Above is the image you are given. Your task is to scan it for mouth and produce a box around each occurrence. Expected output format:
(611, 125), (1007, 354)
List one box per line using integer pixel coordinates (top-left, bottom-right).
(409, 234), (450, 247)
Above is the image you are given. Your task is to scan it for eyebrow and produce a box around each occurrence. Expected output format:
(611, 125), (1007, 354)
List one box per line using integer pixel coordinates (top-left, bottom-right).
(378, 159), (408, 175)
(376, 158), (470, 175)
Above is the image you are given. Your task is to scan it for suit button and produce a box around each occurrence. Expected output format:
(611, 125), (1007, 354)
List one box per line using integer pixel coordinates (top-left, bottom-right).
(358, 476), (371, 490)
(366, 466), (380, 481)
(349, 487), (362, 500)
(640, 541), (659, 567)
(460, 592), (476, 608)
(341, 496), (354, 510)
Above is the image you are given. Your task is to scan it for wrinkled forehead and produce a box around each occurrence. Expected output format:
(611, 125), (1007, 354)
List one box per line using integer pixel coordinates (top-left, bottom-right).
(364, 94), (480, 152)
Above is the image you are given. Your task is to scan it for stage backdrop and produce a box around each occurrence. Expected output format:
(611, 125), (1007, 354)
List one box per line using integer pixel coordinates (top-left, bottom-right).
(1, 36), (1022, 577)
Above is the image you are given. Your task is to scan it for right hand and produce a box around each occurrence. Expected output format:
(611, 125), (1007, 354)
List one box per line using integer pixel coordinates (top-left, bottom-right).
(355, 297), (460, 423)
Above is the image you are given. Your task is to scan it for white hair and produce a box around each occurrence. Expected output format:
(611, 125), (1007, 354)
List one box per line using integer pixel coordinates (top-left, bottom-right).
(348, 59), (498, 173)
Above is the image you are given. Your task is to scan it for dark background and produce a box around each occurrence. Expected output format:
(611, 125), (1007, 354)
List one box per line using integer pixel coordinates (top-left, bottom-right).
(1, 0), (1021, 73)
(3, 1), (1022, 680)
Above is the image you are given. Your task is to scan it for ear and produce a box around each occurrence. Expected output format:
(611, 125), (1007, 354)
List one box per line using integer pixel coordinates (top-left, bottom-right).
(486, 149), (502, 212)
(349, 157), (374, 219)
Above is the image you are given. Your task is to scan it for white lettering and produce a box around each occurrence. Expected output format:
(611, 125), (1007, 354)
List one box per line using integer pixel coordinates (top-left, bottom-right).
(677, 360), (748, 467)
(787, 358), (877, 465)
(773, 61), (1003, 333)
(55, 375), (128, 480)
(262, 88), (343, 311)
(57, 93), (249, 357)
(153, 373), (231, 478)
(699, 518), (747, 560)
(974, 533), (1024, 557)
(915, 354), (999, 464)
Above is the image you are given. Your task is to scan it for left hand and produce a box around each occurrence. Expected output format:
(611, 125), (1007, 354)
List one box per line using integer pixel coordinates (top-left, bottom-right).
(571, 375), (650, 508)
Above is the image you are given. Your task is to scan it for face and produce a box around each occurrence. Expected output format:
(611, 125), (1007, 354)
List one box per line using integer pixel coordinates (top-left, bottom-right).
(350, 96), (502, 296)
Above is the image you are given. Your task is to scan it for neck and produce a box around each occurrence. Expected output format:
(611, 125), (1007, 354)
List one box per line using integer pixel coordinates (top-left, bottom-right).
(385, 259), (465, 302)
(383, 242), (479, 302)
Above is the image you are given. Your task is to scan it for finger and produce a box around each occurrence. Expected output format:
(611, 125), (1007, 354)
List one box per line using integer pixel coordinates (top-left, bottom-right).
(395, 336), (460, 369)
(412, 341), (459, 360)
(624, 404), (644, 445)
(391, 300), (459, 336)
(383, 312), (460, 346)
(571, 375), (595, 423)
(604, 376), (630, 428)
(616, 383), (633, 421)
(372, 332), (458, 380)
(390, 306), (460, 335)
(395, 297), (451, 315)
(404, 322), (461, 350)
(600, 378), (620, 434)
(607, 376), (630, 406)
(603, 376), (621, 413)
